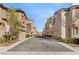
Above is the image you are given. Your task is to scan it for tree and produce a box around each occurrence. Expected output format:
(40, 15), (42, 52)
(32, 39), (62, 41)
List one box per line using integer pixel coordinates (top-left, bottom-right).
(3, 8), (21, 41)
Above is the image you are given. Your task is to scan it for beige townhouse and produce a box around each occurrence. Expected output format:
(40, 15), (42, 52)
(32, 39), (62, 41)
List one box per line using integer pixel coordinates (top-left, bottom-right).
(16, 9), (29, 39)
(43, 5), (79, 39)
(67, 5), (79, 39)
(0, 4), (37, 39)
(0, 4), (8, 38)
(26, 20), (38, 36)
(32, 26), (38, 36)
(42, 17), (53, 36)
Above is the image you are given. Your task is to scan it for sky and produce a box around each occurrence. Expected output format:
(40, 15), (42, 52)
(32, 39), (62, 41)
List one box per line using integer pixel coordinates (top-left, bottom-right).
(3, 3), (73, 32)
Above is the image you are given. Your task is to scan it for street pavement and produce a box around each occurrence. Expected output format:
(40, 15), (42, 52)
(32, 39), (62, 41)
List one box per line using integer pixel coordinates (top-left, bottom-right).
(8, 36), (73, 52)
(1, 36), (79, 55)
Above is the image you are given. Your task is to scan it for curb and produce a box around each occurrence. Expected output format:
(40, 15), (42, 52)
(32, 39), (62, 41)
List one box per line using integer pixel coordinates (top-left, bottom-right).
(58, 42), (79, 52)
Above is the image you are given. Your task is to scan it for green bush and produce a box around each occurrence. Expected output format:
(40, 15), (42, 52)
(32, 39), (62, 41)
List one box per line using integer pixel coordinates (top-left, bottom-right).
(72, 37), (79, 44)
(3, 32), (11, 42)
(57, 37), (72, 43)
(63, 38), (69, 43)
(26, 34), (30, 38)
(57, 36), (63, 42)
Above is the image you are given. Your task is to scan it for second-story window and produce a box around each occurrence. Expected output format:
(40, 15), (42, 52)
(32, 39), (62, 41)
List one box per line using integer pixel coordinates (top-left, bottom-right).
(49, 23), (52, 28)
(75, 7), (79, 18)
(22, 15), (25, 24)
(53, 18), (56, 25)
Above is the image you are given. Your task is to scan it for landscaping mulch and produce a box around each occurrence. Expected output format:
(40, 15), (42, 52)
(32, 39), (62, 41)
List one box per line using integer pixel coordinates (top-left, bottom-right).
(0, 39), (19, 47)
(69, 44), (79, 47)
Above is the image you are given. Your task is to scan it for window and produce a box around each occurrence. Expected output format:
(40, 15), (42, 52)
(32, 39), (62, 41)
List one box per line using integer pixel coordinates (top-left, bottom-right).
(49, 23), (52, 28)
(22, 15), (24, 20)
(68, 28), (71, 38)
(75, 9), (79, 18)
(27, 23), (31, 31)
(0, 23), (2, 25)
(75, 7), (79, 9)
(53, 18), (55, 25)
(49, 17), (51, 20)
(75, 27), (78, 34)
(73, 27), (78, 35)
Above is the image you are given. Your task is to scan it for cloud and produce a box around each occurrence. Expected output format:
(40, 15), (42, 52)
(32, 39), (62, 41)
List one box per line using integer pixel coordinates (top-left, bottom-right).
(72, 3), (79, 5)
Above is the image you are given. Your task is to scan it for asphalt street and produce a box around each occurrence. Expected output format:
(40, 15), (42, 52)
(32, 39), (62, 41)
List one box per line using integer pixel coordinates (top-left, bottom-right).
(8, 36), (73, 52)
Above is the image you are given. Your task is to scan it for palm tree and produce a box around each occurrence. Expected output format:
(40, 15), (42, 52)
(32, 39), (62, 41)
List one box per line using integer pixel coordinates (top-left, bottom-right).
(3, 8), (20, 42)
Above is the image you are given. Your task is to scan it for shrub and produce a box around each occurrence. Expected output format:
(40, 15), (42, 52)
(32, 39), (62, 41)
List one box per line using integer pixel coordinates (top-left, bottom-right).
(0, 38), (6, 43)
(6, 8), (20, 41)
(63, 38), (69, 43)
(57, 36), (63, 42)
(3, 32), (11, 42)
(72, 37), (79, 44)
(57, 37), (72, 43)
(26, 34), (31, 38)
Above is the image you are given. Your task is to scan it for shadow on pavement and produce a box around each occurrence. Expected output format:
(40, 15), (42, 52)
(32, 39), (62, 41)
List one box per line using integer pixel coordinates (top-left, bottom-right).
(35, 36), (50, 39)
(35, 35), (56, 41)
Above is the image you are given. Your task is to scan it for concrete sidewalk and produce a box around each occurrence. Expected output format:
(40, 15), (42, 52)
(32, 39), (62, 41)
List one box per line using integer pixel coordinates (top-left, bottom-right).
(57, 42), (79, 54)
